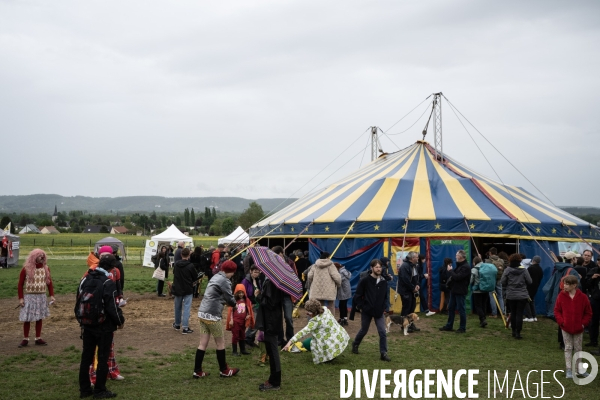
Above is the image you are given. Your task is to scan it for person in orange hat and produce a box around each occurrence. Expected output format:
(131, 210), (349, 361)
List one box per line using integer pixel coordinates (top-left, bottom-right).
(227, 283), (255, 356)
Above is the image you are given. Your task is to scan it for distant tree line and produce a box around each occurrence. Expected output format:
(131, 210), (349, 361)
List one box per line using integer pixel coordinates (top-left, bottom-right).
(0, 201), (266, 236)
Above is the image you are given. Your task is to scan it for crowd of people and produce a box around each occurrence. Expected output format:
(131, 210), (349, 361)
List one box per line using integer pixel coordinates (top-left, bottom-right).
(14, 243), (600, 397)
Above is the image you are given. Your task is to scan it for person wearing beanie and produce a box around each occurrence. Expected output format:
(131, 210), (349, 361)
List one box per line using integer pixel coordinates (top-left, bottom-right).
(193, 260), (239, 378)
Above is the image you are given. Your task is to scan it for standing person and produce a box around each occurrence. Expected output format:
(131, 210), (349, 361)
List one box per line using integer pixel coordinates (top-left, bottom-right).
(242, 266), (263, 347)
(111, 245), (125, 292)
(335, 262), (352, 326)
(380, 257), (394, 311)
(585, 263), (600, 348)
(282, 299), (349, 364)
(172, 248), (196, 334)
(193, 260), (239, 378)
(255, 278), (284, 391)
(154, 246), (168, 297)
(418, 254), (434, 316)
(350, 259), (391, 361)
(307, 251), (341, 316)
(174, 241), (185, 264)
(272, 246), (298, 345)
(88, 249), (125, 385)
(501, 253), (532, 339)
(210, 244), (225, 272)
(189, 246), (205, 298)
(295, 251), (310, 294)
(523, 255), (544, 322)
(77, 256), (125, 399)
(397, 252), (421, 332)
(438, 258), (452, 313)
(470, 256), (488, 328)
(17, 249), (55, 347)
(485, 247), (505, 319)
(554, 275), (593, 379)
(226, 284), (255, 356)
(439, 250), (471, 333)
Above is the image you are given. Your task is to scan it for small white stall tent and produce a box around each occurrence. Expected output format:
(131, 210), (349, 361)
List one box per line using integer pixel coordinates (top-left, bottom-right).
(218, 226), (249, 246)
(143, 225), (194, 267)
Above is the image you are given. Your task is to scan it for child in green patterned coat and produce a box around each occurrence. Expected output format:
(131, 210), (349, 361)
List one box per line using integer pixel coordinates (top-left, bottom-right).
(282, 300), (350, 364)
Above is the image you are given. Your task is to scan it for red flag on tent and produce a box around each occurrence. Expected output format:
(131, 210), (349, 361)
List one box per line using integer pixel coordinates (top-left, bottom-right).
(1, 236), (7, 248)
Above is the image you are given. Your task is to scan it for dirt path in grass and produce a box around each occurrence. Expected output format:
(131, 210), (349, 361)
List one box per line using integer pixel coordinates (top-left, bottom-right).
(0, 293), (440, 359)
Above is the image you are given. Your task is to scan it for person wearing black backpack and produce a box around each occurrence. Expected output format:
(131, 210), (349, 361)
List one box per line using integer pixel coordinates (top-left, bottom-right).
(77, 257), (125, 399)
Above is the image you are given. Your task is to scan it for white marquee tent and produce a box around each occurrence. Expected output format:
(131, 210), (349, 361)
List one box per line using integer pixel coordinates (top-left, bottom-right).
(143, 225), (193, 267)
(218, 226), (249, 246)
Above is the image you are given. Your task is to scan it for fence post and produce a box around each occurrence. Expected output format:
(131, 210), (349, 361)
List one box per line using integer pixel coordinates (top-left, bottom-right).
(52, 238), (54, 246)
(71, 239), (73, 246)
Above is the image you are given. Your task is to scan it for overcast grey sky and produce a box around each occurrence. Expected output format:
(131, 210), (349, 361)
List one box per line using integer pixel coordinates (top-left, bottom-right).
(1, 0), (598, 207)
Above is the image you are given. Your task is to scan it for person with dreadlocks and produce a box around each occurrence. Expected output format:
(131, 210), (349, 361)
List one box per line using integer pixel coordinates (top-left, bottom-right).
(17, 249), (55, 347)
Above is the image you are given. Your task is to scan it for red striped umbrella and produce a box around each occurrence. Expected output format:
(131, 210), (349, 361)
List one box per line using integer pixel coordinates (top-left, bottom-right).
(248, 246), (302, 298)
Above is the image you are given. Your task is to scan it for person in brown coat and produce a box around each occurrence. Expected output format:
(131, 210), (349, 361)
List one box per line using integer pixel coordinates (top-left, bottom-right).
(307, 252), (341, 316)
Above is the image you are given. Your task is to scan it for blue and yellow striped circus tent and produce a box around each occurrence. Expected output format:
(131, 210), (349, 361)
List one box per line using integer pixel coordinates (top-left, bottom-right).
(250, 140), (599, 315)
(250, 140), (598, 242)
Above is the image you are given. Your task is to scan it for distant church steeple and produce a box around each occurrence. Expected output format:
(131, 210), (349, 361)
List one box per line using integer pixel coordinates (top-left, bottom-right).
(52, 205), (58, 222)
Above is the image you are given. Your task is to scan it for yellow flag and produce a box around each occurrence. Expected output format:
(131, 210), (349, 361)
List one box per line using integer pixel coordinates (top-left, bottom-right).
(3, 222), (10, 232)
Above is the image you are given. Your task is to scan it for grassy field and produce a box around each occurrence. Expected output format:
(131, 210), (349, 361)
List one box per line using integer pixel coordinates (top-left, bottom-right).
(2, 249), (599, 399)
(0, 260), (161, 298)
(0, 314), (597, 399)
(15, 233), (221, 261)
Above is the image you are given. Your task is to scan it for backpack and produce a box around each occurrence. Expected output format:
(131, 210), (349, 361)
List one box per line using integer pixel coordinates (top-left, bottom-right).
(478, 263), (498, 292)
(559, 268), (574, 291)
(74, 273), (107, 326)
(212, 255), (226, 276)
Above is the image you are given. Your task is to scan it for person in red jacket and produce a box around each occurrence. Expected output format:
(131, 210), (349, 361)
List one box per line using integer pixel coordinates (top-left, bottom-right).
(554, 274), (593, 379)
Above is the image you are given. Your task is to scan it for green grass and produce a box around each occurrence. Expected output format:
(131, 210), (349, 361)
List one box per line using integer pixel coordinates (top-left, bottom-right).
(0, 259), (161, 298)
(16, 233), (221, 261)
(0, 316), (597, 399)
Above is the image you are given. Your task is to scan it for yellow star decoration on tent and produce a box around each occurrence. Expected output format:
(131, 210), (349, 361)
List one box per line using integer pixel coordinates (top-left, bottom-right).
(401, 224), (406, 230)
(580, 230), (583, 235)
(434, 223), (441, 230)
(552, 228), (557, 234)
(290, 227), (294, 232)
(536, 228), (541, 233)
(324, 226), (329, 232)
(374, 225), (380, 231)
(469, 223), (475, 229)
(498, 225), (504, 231)
(279, 228), (283, 232)
(522, 227), (528, 232)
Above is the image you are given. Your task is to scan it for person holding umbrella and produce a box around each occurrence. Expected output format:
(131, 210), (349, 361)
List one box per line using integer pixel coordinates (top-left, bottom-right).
(248, 246), (303, 392)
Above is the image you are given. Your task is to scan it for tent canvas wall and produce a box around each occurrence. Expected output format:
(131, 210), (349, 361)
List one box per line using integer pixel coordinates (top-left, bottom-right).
(218, 226), (249, 245)
(143, 225), (193, 267)
(251, 141), (600, 315)
(94, 237), (127, 260)
(0, 229), (20, 267)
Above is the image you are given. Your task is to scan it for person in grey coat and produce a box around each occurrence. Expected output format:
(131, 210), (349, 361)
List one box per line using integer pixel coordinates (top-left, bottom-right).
(193, 260), (239, 378)
(335, 262), (352, 326)
(501, 253), (532, 339)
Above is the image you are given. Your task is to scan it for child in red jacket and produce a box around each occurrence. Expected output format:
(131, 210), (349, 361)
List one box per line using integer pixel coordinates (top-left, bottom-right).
(554, 275), (593, 379)
(226, 284), (255, 356)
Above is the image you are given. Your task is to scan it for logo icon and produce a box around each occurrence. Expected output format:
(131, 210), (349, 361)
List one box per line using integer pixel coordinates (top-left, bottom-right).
(572, 351), (598, 385)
